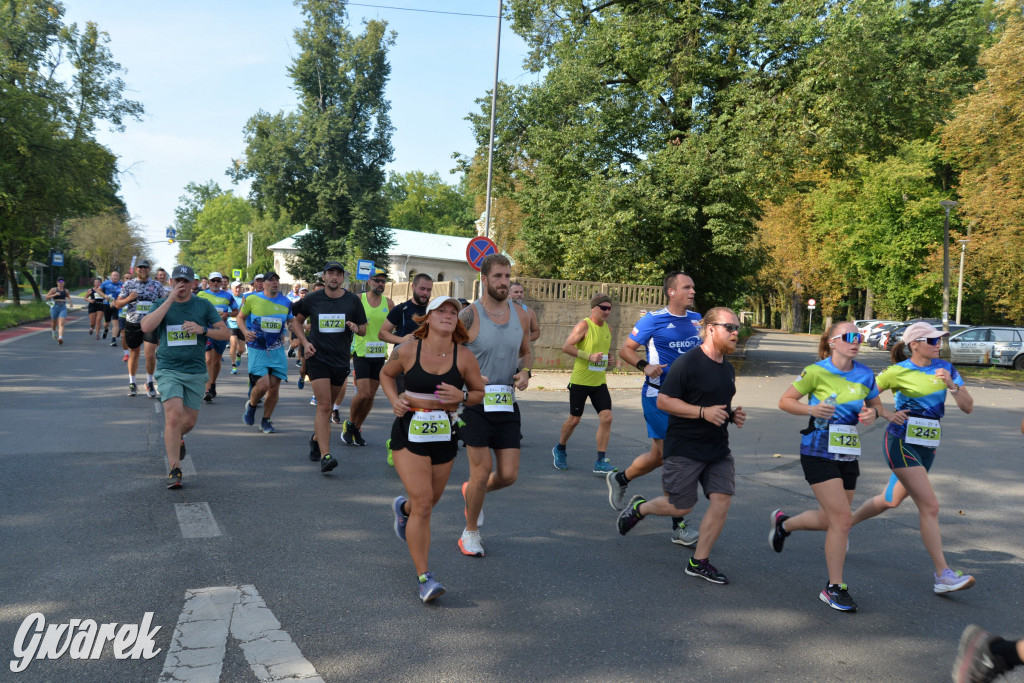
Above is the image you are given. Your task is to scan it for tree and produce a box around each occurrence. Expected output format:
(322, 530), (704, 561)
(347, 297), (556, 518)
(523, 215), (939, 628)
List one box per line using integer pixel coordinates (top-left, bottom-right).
(66, 212), (151, 276)
(383, 171), (475, 236)
(174, 180), (224, 265)
(184, 192), (295, 279)
(230, 0), (395, 282)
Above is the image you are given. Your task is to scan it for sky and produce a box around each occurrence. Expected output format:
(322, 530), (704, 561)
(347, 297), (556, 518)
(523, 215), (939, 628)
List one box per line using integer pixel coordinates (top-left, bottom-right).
(60, 1), (535, 269)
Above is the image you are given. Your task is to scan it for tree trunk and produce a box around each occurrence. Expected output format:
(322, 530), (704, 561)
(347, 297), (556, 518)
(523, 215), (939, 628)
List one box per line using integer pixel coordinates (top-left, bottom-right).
(22, 263), (42, 302)
(791, 292), (803, 333)
(5, 244), (22, 306)
(864, 287), (874, 319)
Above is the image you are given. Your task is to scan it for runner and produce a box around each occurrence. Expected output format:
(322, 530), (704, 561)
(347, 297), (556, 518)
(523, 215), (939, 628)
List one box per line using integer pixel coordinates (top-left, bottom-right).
(144, 267), (174, 395)
(101, 270), (122, 342)
(509, 282), (540, 342)
(457, 254), (533, 558)
(290, 262), (367, 473)
(287, 281), (303, 304)
(343, 267), (393, 447)
(848, 321), (976, 594)
(85, 277), (107, 339)
(195, 272), (238, 402)
(953, 624), (1023, 683)
(771, 321), (888, 612)
(227, 280), (246, 374)
(44, 278), (69, 344)
(140, 265), (228, 488)
(381, 296), (485, 602)
(616, 307), (746, 585)
(603, 271), (702, 547)
(553, 293), (615, 473)
(238, 271), (294, 434)
(115, 260), (165, 396)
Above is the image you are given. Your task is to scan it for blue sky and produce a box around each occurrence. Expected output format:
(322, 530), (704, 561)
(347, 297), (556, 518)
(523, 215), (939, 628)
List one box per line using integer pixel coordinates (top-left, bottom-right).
(61, 1), (534, 269)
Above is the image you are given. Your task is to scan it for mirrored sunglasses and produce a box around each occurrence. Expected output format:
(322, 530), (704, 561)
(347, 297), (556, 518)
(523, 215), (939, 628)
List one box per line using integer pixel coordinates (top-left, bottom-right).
(830, 332), (864, 343)
(915, 336), (942, 346)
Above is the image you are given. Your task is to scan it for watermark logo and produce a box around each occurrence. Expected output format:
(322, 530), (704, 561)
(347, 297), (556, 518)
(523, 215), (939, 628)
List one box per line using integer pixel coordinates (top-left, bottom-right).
(10, 612), (161, 673)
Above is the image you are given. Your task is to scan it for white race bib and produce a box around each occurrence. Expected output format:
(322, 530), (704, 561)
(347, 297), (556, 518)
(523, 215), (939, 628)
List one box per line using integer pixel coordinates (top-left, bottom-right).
(905, 417), (941, 447)
(365, 341), (386, 358)
(588, 353), (609, 373)
(260, 317), (283, 333)
(408, 410), (451, 443)
(483, 384), (514, 412)
(318, 313), (346, 333)
(827, 424), (861, 458)
(135, 301), (153, 314)
(166, 325), (197, 346)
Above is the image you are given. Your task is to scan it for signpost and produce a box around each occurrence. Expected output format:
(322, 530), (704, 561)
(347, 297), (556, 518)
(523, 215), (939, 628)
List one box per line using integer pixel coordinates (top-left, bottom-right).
(465, 236), (497, 272)
(232, 269), (242, 281)
(356, 260), (374, 281)
(166, 227), (176, 244)
(807, 298), (816, 334)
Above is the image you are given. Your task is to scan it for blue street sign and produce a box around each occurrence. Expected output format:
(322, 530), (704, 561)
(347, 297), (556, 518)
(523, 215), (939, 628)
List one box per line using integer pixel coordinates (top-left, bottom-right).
(356, 260), (374, 281)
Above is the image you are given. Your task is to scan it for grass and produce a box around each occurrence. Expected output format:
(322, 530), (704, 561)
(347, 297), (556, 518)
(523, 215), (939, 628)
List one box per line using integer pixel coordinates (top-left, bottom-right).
(0, 302), (52, 329)
(953, 364), (1024, 385)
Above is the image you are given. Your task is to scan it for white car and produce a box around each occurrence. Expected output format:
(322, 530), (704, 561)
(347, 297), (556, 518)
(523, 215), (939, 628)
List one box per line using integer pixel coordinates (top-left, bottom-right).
(859, 320), (899, 337)
(948, 326), (1024, 370)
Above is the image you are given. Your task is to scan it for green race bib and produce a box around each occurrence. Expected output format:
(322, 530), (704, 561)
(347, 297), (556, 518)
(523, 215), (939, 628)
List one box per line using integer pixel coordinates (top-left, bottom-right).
(408, 410), (452, 442)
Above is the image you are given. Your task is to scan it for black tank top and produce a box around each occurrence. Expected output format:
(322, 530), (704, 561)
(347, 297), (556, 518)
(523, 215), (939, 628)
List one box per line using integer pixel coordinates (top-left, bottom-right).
(52, 289), (68, 304)
(404, 339), (464, 393)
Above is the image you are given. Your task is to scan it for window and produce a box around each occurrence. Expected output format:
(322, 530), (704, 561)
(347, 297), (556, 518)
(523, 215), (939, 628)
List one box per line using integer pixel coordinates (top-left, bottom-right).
(436, 271), (444, 281)
(992, 329), (1020, 342)
(955, 329), (988, 342)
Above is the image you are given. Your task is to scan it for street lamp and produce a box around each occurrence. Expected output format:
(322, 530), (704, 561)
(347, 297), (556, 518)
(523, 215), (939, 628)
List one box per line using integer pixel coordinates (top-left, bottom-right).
(955, 227), (970, 325)
(939, 199), (958, 357)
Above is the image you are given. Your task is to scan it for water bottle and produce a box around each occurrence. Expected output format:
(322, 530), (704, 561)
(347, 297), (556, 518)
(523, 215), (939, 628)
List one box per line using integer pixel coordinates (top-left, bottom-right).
(814, 393), (838, 430)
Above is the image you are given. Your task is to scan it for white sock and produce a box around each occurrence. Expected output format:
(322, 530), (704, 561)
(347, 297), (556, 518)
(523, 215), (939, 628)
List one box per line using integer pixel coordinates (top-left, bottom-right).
(147, 373), (155, 384)
(129, 375), (136, 385)
(333, 403), (341, 410)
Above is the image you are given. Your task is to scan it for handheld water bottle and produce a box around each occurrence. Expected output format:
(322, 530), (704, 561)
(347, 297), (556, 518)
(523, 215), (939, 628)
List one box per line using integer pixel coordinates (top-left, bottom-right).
(814, 393), (838, 430)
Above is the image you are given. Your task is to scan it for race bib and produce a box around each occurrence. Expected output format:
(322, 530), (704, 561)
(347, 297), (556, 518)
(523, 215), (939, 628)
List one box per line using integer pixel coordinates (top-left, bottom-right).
(484, 384), (514, 412)
(408, 410), (451, 443)
(135, 301), (153, 314)
(588, 353), (609, 372)
(215, 304), (230, 313)
(166, 325), (197, 346)
(905, 417), (941, 447)
(318, 313), (346, 333)
(827, 424), (861, 458)
(260, 317), (283, 333)
(365, 341), (386, 358)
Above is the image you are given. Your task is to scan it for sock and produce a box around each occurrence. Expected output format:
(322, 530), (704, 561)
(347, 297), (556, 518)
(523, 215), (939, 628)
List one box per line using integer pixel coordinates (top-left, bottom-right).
(333, 403), (341, 410)
(780, 516), (790, 534)
(129, 375), (136, 385)
(147, 373), (155, 384)
(993, 640), (1022, 668)
(615, 470), (630, 486)
(597, 451), (606, 461)
(672, 516), (686, 529)
(557, 443), (566, 451)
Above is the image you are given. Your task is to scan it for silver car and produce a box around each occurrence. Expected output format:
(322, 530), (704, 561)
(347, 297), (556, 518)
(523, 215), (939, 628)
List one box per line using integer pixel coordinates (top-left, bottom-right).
(948, 326), (1024, 370)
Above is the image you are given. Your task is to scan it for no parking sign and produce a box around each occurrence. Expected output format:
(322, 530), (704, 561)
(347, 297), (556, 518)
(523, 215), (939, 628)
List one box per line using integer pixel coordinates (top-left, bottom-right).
(466, 236), (497, 272)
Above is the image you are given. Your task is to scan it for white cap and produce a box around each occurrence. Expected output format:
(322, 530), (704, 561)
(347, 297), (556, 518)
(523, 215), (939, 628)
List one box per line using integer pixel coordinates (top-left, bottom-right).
(425, 296), (462, 313)
(208, 271), (224, 280)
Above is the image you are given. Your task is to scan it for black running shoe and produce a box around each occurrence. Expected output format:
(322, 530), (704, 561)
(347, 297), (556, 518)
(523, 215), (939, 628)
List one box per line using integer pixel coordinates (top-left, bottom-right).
(146, 381), (158, 399)
(351, 425), (366, 447)
(203, 389), (214, 403)
(685, 558), (729, 584)
(209, 383), (216, 398)
(167, 468), (182, 489)
(769, 509), (790, 553)
(320, 453), (338, 473)
(179, 439), (186, 461)
(128, 382), (138, 397)
(102, 329), (108, 339)
(820, 583), (857, 612)
(309, 433), (321, 461)
(341, 419), (355, 444)
(110, 339), (118, 346)
(331, 409), (342, 425)
(617, 495), (646, 535)
(953, 625), (1009, 683)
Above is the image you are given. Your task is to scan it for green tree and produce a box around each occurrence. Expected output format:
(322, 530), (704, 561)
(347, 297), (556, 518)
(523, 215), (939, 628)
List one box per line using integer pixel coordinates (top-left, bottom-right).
(383, 171), (475, 236)
(184, 193), (295, 278)
(230, 0), (395, 282)
(174, 180), (224, 265)
(66, 212), (151, 276)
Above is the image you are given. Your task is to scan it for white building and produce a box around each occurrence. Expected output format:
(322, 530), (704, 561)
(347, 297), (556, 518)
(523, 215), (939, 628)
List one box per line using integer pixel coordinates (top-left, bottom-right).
(267, 228), (481, 298)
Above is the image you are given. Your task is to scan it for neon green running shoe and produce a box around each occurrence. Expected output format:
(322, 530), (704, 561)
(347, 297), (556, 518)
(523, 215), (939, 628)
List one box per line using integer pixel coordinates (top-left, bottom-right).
(386, 438), (394, 467)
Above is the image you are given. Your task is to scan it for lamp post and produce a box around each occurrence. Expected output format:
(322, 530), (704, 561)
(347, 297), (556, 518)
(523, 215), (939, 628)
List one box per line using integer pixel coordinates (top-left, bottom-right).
(939, 200), (958, 357)
(955, 231), (970, 325)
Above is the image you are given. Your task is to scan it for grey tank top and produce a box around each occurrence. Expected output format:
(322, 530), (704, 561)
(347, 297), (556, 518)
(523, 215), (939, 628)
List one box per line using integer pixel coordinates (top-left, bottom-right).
(466, 298), (522, 388)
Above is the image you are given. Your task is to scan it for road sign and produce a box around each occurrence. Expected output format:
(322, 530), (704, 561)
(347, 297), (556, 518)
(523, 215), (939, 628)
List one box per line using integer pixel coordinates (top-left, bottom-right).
(51, 251), (64, 267)
(356, 259), (374, 281)
(232, 268), (242, 281)
(466, 236), (497, 272)
(807, 298), (816, 307)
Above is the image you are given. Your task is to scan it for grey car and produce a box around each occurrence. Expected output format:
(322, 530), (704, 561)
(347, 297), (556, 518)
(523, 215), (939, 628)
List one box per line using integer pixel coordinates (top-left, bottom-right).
(948, 326), (1024, 370)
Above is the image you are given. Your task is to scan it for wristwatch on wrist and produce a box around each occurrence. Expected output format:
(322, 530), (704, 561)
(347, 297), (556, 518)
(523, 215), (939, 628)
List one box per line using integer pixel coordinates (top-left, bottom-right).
(636, 359), (648, 372)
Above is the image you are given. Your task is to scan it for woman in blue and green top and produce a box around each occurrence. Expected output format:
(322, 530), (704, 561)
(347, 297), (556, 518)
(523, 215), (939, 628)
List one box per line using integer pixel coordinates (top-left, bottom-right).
(773, 321), (887, 613)
(850, 321), (976, 595)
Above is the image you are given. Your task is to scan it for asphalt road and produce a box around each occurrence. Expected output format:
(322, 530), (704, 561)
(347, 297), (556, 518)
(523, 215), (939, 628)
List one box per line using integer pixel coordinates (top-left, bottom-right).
(1, 321), (1022, 682)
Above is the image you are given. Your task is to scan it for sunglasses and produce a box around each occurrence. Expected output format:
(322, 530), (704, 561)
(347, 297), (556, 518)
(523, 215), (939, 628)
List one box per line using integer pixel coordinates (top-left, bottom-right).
(914, 336), (942, 347)
(710, 323), (741, 333)
(830, 332), (864, 344)
(209, 278), (222, 283)
(597, 304), (612, 311)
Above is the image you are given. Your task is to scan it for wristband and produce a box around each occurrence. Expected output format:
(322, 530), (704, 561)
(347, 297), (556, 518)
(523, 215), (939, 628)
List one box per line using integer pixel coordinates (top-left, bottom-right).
(699, 406), (704, 420)
(636, 359), (648, 372)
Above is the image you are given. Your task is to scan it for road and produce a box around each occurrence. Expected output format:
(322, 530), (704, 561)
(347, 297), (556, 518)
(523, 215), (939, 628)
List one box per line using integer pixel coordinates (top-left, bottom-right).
(1, 323), (1022, 682)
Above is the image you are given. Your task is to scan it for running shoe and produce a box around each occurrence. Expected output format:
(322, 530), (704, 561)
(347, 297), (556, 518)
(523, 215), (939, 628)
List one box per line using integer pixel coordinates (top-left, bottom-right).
(231, 366), (238, 375)
(953, 624), (1009, 683)
(52, 330), (57, 340)
(58, 337), (63, 345)
(110, 339), (118, 347)
(128, 382), (138, 397)
(670, 519), (699, 547)
(287, 347), (296, 358)
(458, 529), (485, 557)
(297, 376), (304, 389)
(351, 424), (366, 446)
(102, 328), (108, 339)
(417, 572), (445, 603)
(309, 396), (317, 406)
(294, 357), (302, 368)
(260, 418), (276, 434)
(146, 381), (158, 399)
(209, 383), (217, 398)
(820, 583), (857, 612)
(167, 467), (182, 489)
(386, 438), (394, 467)
(552, 445), (567, 470)
(769, 509), (790, 553)
(392, 496), (408, 541)
(331, 408), (342, 425)
(179, 439), (186, 461)
(203, 389), (214, 403)
(934, 568), (975, 594)
(122, 351), (129, 361)
(242, 401), (256, 426)
(309, 433), (321, 461)
(592, 458), (616, 474)
(607, 471), (628, 510)
(320, 453), (338, 473)
(685, 557), (729, 584)
(341, 419), (355, 445)
(461, 482), (484, 527)
(617, 495), (646, 535)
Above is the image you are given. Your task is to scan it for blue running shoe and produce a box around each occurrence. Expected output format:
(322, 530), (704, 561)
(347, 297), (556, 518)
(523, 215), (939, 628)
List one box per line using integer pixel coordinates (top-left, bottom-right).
(592, 458), (616, 474)
(260, 418), (276, 434)
(393, 496), (408, 541)
(243, 401), (256, 426)
(297, 376), (304, 390)
(552, 445), (567, 470)
(418, 572), (445, 603)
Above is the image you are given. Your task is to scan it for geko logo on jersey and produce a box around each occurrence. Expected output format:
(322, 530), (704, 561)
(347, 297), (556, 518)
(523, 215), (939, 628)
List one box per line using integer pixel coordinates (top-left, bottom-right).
(9, 612), (161, 673)
(669, 340), (697, 352)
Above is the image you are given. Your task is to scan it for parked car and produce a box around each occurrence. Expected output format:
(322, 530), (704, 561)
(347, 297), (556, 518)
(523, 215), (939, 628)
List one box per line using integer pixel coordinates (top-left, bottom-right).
(860, 320), (899, 337)
(948, 326), (1024, 370)
(888, 324), (969, 350)
(868, 322), (904, 348)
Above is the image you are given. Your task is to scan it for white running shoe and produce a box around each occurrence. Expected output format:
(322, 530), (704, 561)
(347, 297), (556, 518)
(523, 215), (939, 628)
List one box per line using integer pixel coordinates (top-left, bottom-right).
(458, 529), (485, 557)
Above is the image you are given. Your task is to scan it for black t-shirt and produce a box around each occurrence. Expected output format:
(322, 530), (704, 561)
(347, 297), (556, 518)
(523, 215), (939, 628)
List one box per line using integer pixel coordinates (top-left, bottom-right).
(386, 299), (427, 337)
(291, 289), (367, 362)
(660, 346), (736, 462)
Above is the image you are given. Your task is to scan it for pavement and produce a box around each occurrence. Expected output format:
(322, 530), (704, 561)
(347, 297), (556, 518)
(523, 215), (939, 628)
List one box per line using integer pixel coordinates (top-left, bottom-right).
(1, 324), (1022, 682)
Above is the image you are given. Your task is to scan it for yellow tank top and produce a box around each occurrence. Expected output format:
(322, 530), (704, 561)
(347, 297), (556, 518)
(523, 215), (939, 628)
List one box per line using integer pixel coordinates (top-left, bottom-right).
(569, 317), (611, 386)
(352, 292), (389, 357)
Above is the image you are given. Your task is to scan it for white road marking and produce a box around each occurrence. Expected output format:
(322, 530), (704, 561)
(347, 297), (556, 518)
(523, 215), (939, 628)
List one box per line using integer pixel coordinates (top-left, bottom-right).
(159, 585), (323, 683)
(174, 503), (221, 538)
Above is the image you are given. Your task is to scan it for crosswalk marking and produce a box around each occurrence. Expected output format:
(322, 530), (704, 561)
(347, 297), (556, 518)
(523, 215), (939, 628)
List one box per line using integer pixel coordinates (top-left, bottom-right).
(174, 503), (221, 538)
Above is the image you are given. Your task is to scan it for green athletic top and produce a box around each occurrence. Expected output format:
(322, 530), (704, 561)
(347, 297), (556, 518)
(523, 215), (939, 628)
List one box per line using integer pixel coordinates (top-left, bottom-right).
(152, 296), (222, 374)
(569, 317), (611, 386)
(352, 292), (389, 358)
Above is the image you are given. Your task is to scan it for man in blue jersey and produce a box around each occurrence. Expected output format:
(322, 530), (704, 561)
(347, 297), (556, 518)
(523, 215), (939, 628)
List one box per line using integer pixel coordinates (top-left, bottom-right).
(195, 272), (238, 402)
(606, 271), (703, 547)
(238, 272), (294, 434)
(100, 270), (122, 342)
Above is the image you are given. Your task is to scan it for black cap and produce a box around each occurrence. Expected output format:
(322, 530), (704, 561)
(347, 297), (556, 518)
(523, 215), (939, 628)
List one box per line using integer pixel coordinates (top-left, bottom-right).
(137, 260), (152, 268)
(263, 271), (280, 280)
(323, 261), (345, 273)
(171, 265), (196, 282)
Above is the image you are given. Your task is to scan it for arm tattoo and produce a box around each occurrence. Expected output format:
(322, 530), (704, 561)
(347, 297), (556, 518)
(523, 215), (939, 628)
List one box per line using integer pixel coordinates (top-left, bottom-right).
(459, 305), (475, 329)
